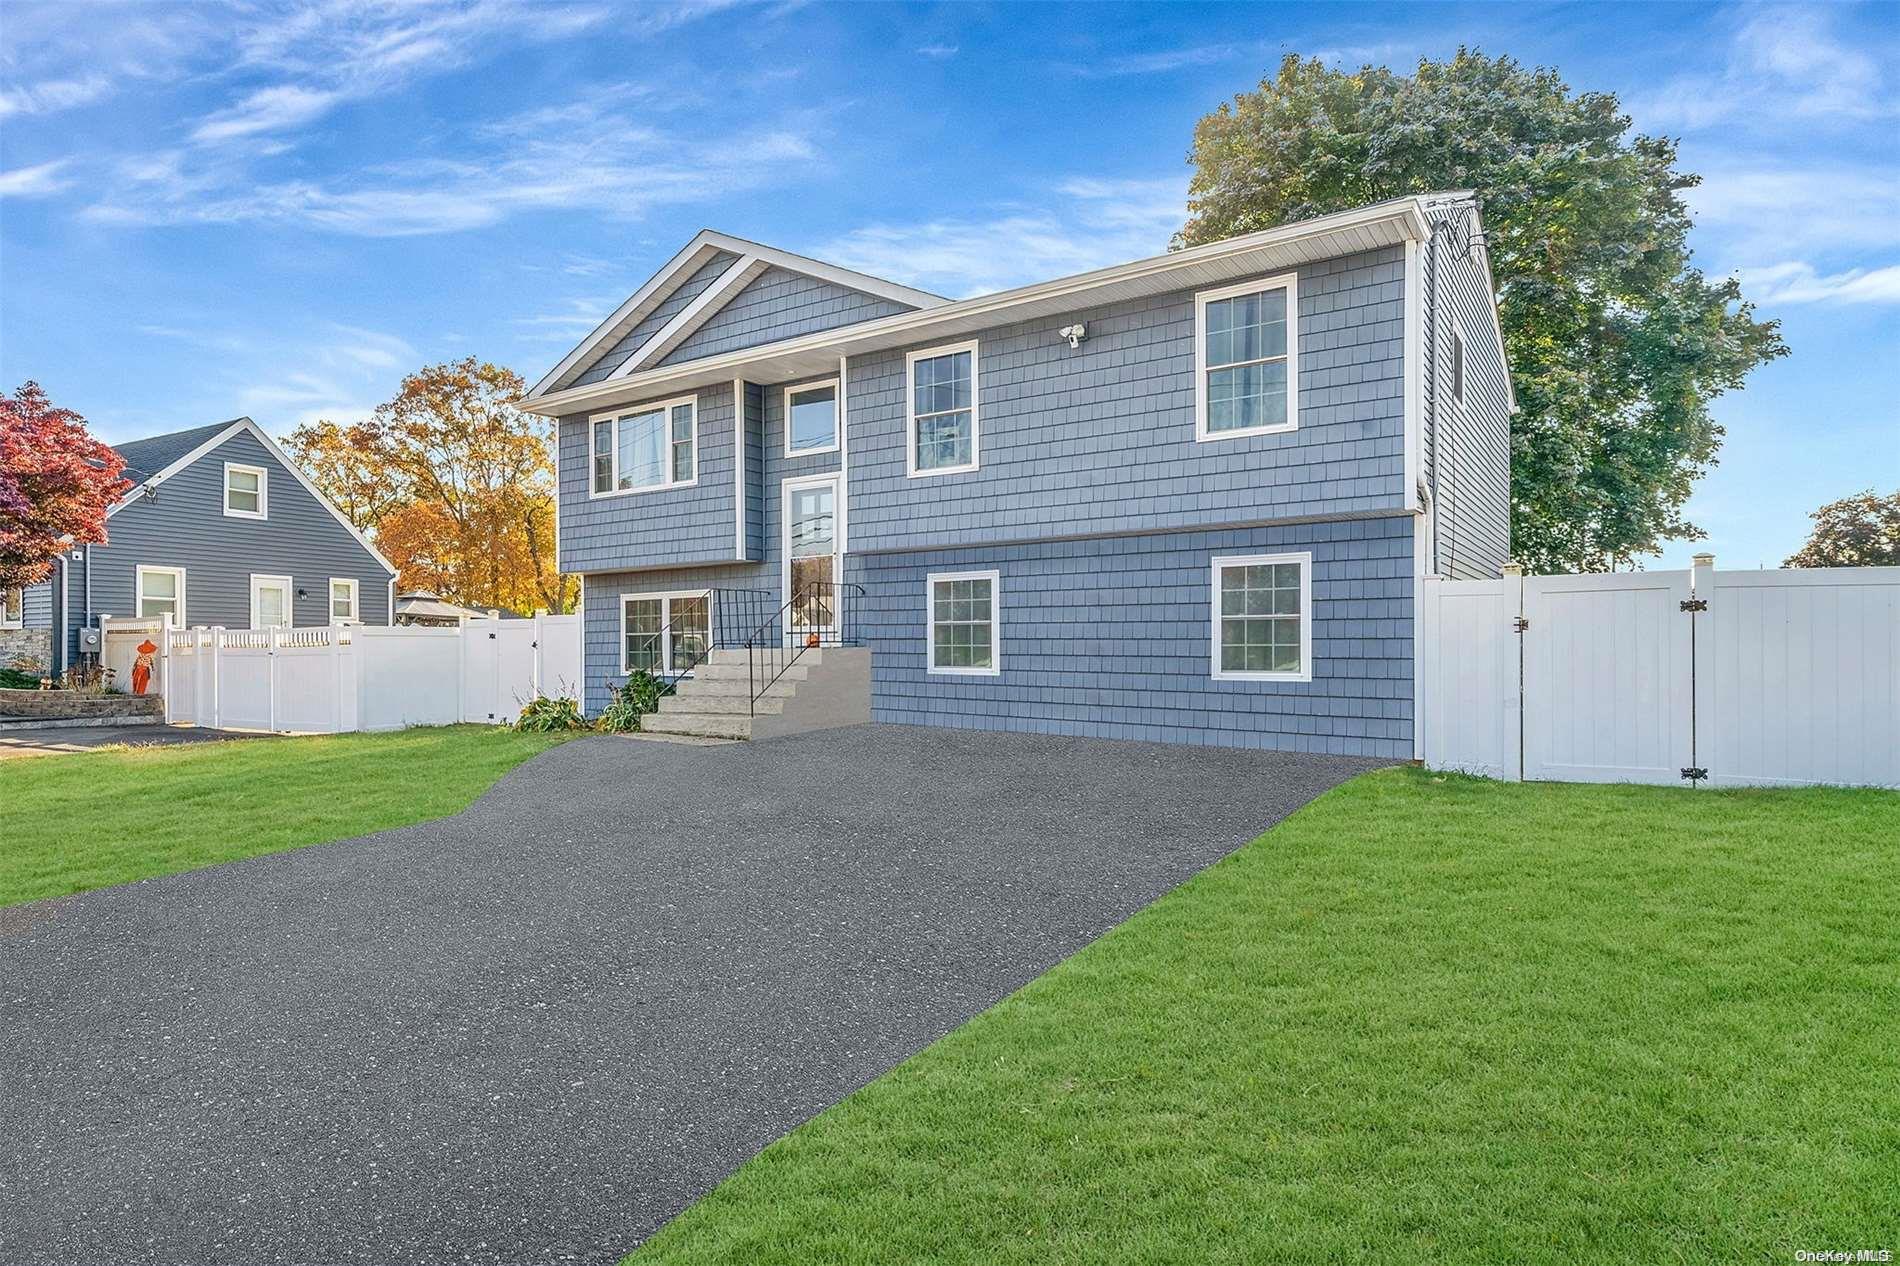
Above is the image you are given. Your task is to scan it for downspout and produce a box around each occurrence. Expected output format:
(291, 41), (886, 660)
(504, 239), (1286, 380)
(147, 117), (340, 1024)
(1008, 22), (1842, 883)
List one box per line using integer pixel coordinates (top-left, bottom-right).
(1423, 219), (1441, 575)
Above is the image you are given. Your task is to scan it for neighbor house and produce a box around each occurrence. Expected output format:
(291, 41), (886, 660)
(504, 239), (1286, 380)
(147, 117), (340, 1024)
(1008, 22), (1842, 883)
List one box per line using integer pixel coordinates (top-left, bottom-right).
(6, 417), (400, 679)
(517, 192), (1512, 755)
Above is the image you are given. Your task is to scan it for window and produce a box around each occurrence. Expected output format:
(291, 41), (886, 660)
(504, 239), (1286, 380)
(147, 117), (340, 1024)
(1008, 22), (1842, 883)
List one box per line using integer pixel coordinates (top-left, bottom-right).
(1, 586), (22, 629)
(1195, 275), (1297, 440)
(906, 341), (978, 476)
(329, 578), (359, 623)
(621, 592), (711, 675)
(589, 395), (696, 496)
(927, 569), (1000, 675)
(250, 574), (292, 628)
(784, 381), (839, 455)
(135, 565), (187, 623)
(1451, 327), (1466, 404)
(1211, 552), (1311, 682)
(224, 462), (268, 519)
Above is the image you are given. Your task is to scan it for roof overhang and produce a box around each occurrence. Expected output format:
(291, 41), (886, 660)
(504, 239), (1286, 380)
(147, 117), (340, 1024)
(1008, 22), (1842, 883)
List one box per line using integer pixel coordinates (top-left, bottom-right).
(521, 197), (1433, 419)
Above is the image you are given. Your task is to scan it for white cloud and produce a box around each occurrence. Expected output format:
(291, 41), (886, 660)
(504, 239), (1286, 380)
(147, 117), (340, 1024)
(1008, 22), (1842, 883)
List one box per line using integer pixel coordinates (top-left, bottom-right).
(1632, 7), (1895, 132)
(1687, 163), (1900, 259)
(916, 44), (958, 59)
(0, 74), (112, 120)
(1742, 261), (1900, 306)
(1060, 42), (1250, 78)
(817, 174), (1188, 297)
(191, 84), (343, 143)
(0, 160), (74, 198)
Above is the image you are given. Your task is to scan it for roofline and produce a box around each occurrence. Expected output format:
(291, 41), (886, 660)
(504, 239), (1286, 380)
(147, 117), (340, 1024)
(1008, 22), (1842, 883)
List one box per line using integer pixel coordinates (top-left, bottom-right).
(107, 417), (401, 578)
(522, 195), (1437, 418)
(524, 229), (947, 401)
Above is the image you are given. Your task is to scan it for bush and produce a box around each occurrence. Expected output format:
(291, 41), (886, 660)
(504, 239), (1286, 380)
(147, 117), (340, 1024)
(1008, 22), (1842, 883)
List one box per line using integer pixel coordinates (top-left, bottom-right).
(0, 667), (43, 690)
(513, 696), (587, 732)
(595, 670), (668, 733)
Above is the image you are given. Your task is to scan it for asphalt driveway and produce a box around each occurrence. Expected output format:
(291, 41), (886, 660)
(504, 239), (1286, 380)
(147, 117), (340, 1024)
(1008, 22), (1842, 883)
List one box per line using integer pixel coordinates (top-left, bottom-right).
(0, 724), (1385, 1266)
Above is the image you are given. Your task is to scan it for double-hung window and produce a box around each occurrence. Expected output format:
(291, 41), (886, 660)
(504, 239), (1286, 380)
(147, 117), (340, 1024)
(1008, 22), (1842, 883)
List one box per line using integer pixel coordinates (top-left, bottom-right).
(1195, 275), (1297, 440)
(927, 569), (1000, 675)
(590, 395), (696, 496)
(1, 586), (22, 629)
(621, 592), (710, 676)
(1211, 552), (1311, 682)
(906, 341), (978, 476)
(224, 462), (268, 518)
(136, 565), (187, 623)
(329, 578), (360, 623)
(784, 381), (839, 455)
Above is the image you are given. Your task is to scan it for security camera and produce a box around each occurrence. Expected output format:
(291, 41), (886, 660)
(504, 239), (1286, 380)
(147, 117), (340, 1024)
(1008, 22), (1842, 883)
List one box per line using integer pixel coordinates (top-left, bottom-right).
(1059, 323), (1087, 349)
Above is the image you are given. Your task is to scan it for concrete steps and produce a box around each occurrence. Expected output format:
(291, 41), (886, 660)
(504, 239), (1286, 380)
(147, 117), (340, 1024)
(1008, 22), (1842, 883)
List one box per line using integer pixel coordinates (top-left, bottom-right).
(640, 647), (869, 741)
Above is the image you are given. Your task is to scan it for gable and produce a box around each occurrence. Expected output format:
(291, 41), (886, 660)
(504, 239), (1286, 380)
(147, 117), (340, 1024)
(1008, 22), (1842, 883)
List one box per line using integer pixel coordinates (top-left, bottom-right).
(655, 267), (915, 368)
(114, 420), (240, 487)
(567, 251), (742, 389)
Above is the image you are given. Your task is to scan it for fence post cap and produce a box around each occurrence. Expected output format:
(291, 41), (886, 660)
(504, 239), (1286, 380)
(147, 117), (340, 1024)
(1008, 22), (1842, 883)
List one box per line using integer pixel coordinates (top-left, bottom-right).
(1692, 552), (1715, 566)
(1500, 562), (1525, 576)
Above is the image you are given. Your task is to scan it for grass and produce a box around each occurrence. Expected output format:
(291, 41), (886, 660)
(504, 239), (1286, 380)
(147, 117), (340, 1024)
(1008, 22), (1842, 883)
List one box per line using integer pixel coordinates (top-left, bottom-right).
(0, 726), (576, 908)
(628, 769), (1900, 1265)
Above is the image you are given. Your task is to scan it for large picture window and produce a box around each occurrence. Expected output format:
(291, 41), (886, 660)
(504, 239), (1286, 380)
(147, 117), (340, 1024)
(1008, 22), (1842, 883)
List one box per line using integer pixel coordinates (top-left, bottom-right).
(906, 341), (978, 476)
(927, 569), (999, 675)
(1195, 275), (1297, 440)
(136, 565), (187, 623)
(1211, 552), (1311, 682)
(590, 395), (697, 496)
(621, 592), (711, 675)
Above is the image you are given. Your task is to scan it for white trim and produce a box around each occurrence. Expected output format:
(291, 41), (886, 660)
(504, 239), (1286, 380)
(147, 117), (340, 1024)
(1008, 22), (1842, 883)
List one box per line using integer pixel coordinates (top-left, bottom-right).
(386, 575), (397, 628)
(521, 196), (1436, 419)
(780, 471), (841, 641)
(586, 393), (700, 498)
(135, 564), (187, 624)
(732, 377), (748, 560)
(249, 573), (293, 629)
(617, 588), (713, 676)
(328, 577), (360, 623)
(1402, 238), (1423, 510)
(782, 378), (841, 457)
(1, 585), (24, 629)
(836, 355), (849, 556)
(1210, 551), (1313, 683)
(222, 461), (268, 520)
(926, 568), (1001, 676)
(904, 339), (980, 478)
(1194, 273), (1299, 441)
(612, 255), (765, 377)
(107, 418), (399, 577)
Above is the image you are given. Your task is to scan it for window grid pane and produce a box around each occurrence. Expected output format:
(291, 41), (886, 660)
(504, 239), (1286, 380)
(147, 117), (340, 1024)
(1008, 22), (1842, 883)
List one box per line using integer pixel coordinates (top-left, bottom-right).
(1218, 562), (1303, 674)
(592, 421), (614, 493)
(618, 409), (667, 490)
(912, 350), (974, 470)
(624, 598), (662, 673)
(788, 386), (838, 452)
(1204, 285), (1290, 433)
(931, 577), (994, 669)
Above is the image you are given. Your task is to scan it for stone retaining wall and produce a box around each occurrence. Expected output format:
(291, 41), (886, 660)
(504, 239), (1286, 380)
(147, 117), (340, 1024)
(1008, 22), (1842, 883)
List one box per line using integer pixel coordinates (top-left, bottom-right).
(1, 628), (52, 671)
(0, 688), (164, 720)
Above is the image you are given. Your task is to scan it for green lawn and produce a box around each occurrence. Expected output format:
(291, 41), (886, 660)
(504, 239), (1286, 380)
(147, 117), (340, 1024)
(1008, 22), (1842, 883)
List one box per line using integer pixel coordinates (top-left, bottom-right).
(629, 769), (1899, 1265)
(1, 726), (575, 907)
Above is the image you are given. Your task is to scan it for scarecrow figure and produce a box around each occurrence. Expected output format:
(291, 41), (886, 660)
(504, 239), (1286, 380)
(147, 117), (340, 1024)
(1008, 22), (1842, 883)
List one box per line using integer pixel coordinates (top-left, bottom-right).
(131, 639), (159, 695)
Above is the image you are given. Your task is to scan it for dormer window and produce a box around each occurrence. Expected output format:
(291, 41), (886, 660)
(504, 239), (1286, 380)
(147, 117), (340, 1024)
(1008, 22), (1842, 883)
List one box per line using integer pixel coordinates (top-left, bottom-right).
(590, 395), (696, 496)
(224, 462), (268, 519)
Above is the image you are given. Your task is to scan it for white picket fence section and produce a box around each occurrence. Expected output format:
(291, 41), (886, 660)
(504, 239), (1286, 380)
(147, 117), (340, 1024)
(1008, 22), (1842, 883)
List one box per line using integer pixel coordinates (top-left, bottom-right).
(100, 614), (583, 734)
(1422, 557), (1900, 789)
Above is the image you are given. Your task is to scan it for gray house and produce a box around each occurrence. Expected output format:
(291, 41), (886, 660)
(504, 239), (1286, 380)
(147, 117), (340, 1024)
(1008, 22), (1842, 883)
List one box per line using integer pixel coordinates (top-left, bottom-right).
(6, 417), (399, 678)
(519, 194), (1512, 756)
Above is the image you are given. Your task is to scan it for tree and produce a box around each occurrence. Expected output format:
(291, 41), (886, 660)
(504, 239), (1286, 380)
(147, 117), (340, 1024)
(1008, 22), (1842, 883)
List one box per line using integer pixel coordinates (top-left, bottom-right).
(285, 358), (574, 614)
(1178, 51), (1788, 573)
(1785, 490), (1900, 568)
(0, 382), (128, 590)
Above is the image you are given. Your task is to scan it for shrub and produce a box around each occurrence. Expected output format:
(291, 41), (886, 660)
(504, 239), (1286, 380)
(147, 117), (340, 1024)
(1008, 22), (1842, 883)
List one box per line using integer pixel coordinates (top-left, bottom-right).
(595, 670), (668, 733)
(513, 695), (587, 732)
(0, 667), (42, 690)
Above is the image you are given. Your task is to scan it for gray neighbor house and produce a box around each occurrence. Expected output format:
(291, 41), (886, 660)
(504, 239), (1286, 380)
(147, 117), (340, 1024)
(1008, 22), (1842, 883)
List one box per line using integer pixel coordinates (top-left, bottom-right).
(3, 417), (399, 678)
(519, 190), (1513, 756)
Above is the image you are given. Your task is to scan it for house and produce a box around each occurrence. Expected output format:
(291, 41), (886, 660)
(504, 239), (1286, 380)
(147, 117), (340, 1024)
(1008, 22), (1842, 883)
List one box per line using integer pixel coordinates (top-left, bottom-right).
(517, 192), (1513, 755)
(7, 417), (400, 680)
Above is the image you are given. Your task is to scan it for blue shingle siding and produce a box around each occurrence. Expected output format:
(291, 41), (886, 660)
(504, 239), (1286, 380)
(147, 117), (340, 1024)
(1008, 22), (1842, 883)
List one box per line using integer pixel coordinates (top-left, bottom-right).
(557, 384), (739, 573)
(742, 382), (765, 560)
(581, 563), (773, 711)
(657, 268), (913, 368)
(853, 515), (1414, 757)
(1422, 201), (1512, 578)
(22, 581), (52, 627)
(567, 251), (741, 389)
(846, 246), (1408, 554)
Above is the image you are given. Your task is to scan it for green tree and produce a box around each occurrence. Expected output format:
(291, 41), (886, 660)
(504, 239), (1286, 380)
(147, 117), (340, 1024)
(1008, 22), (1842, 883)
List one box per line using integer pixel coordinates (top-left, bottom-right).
(1178, 52), (1787, 572)
(1785, 489), (1900, 568)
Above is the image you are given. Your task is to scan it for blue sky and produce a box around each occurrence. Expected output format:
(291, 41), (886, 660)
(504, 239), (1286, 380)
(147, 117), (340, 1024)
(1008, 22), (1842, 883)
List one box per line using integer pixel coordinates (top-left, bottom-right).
(2, 0), (1894, 569)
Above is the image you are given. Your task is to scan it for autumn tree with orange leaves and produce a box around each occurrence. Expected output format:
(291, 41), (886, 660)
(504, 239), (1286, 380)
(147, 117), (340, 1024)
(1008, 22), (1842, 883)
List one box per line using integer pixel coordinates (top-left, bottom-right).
(286, 359), (573, 614)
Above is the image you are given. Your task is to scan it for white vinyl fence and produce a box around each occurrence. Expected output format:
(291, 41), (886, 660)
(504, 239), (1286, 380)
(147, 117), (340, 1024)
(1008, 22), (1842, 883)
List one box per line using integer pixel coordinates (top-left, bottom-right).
(1422, 557), (1900, 789)
(100, 614), (583, 734)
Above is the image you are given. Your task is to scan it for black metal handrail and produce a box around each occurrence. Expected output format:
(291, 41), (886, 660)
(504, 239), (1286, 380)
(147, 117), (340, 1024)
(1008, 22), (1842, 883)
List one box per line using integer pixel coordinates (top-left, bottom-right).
(743, 581), (865, 715)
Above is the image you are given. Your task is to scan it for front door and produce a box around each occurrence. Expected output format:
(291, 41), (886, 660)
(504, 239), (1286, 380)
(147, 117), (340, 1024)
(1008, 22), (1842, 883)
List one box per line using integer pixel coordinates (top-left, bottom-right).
(251, 574), (292, 628)
(783, 476), (838, 644)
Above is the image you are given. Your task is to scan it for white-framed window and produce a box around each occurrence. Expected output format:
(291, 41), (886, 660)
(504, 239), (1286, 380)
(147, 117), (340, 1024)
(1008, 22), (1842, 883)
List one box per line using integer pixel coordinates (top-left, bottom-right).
(784, 379), (840, 456)
(906, 340), (978, 477)
(1450, 325), (1466, 404)
(135, 565), (187, 623)
(224, 462), (268, 519)
(621, 591), (711, 675)
(250, 573), (293, 629)
(589, 394), (697, 497)
(1, 586), (23, 629)
(926, 569), (1000, 676)
(1194, 274), (1298, 441)
(1211, 552), (1311, 682)
(329, 578), (360, 623)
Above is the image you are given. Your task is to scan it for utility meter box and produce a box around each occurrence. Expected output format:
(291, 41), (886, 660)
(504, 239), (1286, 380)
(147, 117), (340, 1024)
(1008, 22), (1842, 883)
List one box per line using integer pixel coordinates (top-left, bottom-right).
(78, 626), (103, 655)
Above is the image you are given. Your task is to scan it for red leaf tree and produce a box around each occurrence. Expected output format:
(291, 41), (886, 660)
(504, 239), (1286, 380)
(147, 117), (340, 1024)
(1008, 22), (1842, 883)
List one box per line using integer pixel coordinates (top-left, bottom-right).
(0, 382), (129, 589)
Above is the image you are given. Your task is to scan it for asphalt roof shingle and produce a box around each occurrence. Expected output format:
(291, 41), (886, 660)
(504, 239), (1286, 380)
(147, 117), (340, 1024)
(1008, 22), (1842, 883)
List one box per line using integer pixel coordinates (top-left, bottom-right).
(112, 419), (247, 486)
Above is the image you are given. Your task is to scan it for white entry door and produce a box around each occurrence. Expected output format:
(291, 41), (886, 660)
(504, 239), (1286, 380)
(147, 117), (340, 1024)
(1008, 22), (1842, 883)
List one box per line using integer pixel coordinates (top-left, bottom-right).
(251, 574), (293, 628)
(782, 474), (839, 644)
